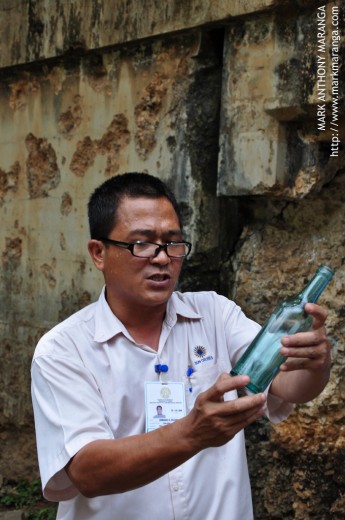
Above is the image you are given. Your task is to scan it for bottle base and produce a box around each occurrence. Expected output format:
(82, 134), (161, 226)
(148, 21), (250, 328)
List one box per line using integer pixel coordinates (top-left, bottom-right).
(244, 381), (262, 394)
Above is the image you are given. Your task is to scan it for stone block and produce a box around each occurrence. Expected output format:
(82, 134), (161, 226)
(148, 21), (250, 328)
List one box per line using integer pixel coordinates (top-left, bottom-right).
(218, 2), (344, 197)
(0, 512), (25, 520)
(0, 0), (278, 68)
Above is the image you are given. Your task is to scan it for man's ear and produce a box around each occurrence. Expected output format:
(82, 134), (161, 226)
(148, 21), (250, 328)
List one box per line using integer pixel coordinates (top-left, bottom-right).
(88, 239), (106, 271)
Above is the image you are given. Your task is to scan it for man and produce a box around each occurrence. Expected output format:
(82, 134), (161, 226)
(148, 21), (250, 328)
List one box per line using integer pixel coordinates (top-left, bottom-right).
(31, 172), (331, 520)
(153, 405), (165, 418)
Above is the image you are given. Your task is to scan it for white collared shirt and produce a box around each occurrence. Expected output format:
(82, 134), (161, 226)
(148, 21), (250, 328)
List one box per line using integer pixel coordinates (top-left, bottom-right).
(31, 289), (292, 520)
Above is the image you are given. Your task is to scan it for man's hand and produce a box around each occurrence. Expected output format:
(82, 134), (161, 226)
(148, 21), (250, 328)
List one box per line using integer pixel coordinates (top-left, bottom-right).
(66, 373), (265, 497)
(279, 303), (331, 372)
(270, 303), (331, 403)
(180, 373), (266, 451)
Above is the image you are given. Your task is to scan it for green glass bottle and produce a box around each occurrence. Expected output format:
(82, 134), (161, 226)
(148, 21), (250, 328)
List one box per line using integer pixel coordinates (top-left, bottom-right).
(230, 265), (334, 394)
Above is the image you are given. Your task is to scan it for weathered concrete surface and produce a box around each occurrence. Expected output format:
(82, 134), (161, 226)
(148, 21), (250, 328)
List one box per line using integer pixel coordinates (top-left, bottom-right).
(0, 28), (226, 477)
(218, 1), (344, 196)
(0, 0), (299, 69)
(227, 170), (345, 518)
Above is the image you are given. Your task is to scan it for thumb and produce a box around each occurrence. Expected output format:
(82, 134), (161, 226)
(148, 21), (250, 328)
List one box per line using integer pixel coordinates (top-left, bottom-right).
(201, 372), (250, 403)
(305, 303), (328, 330)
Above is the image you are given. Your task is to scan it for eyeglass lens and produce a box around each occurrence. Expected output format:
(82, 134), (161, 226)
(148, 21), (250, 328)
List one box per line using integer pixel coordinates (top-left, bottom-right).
(133, 242), (189, 258)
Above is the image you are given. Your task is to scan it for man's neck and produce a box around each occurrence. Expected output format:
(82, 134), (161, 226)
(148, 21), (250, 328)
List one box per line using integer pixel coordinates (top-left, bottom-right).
(105, 291), (167, 351)
(125, 321), (163, 351)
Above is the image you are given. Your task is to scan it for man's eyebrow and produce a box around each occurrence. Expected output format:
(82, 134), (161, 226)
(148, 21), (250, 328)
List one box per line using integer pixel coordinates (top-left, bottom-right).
(128, 229), (182, 239)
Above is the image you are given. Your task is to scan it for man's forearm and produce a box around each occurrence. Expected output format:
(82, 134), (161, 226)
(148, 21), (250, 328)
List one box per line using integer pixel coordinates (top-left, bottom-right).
(66, 419), (198, 497)
(269, 365), (330, 404)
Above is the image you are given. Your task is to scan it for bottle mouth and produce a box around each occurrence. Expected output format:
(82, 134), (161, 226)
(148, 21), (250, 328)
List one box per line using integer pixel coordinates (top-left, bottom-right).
(317, 265), (335, 278)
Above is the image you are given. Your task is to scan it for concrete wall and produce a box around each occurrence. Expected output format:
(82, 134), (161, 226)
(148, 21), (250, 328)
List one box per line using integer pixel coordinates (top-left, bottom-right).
(0, 0), (285, 69)
(0, 1), (344, 518)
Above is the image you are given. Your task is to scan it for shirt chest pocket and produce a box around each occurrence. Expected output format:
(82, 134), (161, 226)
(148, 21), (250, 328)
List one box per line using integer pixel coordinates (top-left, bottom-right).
(186, 359), (237, 410)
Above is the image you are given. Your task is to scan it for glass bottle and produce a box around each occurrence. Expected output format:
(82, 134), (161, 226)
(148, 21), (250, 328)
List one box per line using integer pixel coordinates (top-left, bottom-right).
(230, 265), (334, 394)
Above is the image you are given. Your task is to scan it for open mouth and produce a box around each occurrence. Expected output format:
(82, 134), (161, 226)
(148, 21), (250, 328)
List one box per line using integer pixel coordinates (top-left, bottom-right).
(148, 274), (170, 282)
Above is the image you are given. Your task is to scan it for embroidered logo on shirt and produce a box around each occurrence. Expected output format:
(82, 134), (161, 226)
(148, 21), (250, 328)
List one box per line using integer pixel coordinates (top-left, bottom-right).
(194, 345), (207, 358)
(193, 345), (214, 365)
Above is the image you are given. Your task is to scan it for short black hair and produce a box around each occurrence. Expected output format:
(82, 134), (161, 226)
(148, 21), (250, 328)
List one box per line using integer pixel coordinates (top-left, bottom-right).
(88, 172), (182, 239)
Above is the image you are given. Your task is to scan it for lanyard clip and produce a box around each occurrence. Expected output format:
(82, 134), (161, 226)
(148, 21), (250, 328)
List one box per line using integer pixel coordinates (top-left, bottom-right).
(186, 366), (194, 393)
(155, 364), (169, 374)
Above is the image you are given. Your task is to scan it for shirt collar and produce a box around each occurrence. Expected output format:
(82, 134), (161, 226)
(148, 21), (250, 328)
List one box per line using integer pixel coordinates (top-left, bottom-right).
(166, 292), (202, 326)
(93, 287), (202, 342)
(93, 287), (127, 342)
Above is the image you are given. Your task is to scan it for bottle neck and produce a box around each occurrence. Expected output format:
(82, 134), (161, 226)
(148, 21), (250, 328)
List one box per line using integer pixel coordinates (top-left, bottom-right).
(299, 266), (334, 303)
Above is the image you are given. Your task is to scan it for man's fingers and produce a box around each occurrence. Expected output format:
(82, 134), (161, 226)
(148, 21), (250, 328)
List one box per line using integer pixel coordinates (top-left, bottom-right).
(202, 373), (250, 403)
(278, 302), (331, 374)
(196, 375), (266, 423)
(221, 399), (266, 429)
(218, 391), (266, 417)
(186, 373), (267, 450)
(281, 326), (328, 350)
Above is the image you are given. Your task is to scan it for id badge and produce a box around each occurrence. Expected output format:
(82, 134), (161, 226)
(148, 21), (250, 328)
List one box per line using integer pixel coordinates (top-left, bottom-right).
(145, 381), (186, 432)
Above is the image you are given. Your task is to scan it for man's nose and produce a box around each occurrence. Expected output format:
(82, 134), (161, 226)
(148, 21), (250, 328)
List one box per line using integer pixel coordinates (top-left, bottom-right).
(151, 245), (171, 263)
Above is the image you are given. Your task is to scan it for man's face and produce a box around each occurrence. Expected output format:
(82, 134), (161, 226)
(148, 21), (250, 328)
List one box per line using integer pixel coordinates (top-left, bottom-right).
(90, 196), (184, 313)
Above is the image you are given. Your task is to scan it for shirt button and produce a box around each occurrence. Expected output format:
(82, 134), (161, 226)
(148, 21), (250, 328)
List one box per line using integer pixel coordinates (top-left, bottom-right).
(172, 483), (179, 492)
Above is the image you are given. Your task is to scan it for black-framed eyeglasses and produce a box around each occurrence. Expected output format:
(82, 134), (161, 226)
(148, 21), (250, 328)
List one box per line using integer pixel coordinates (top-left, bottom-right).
(100, 238), (192, 258)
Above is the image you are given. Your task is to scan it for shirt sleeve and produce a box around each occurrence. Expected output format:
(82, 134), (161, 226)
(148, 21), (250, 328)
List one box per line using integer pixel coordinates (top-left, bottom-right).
(31, 354), (114, 501)
(264, 388), (293, 423)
